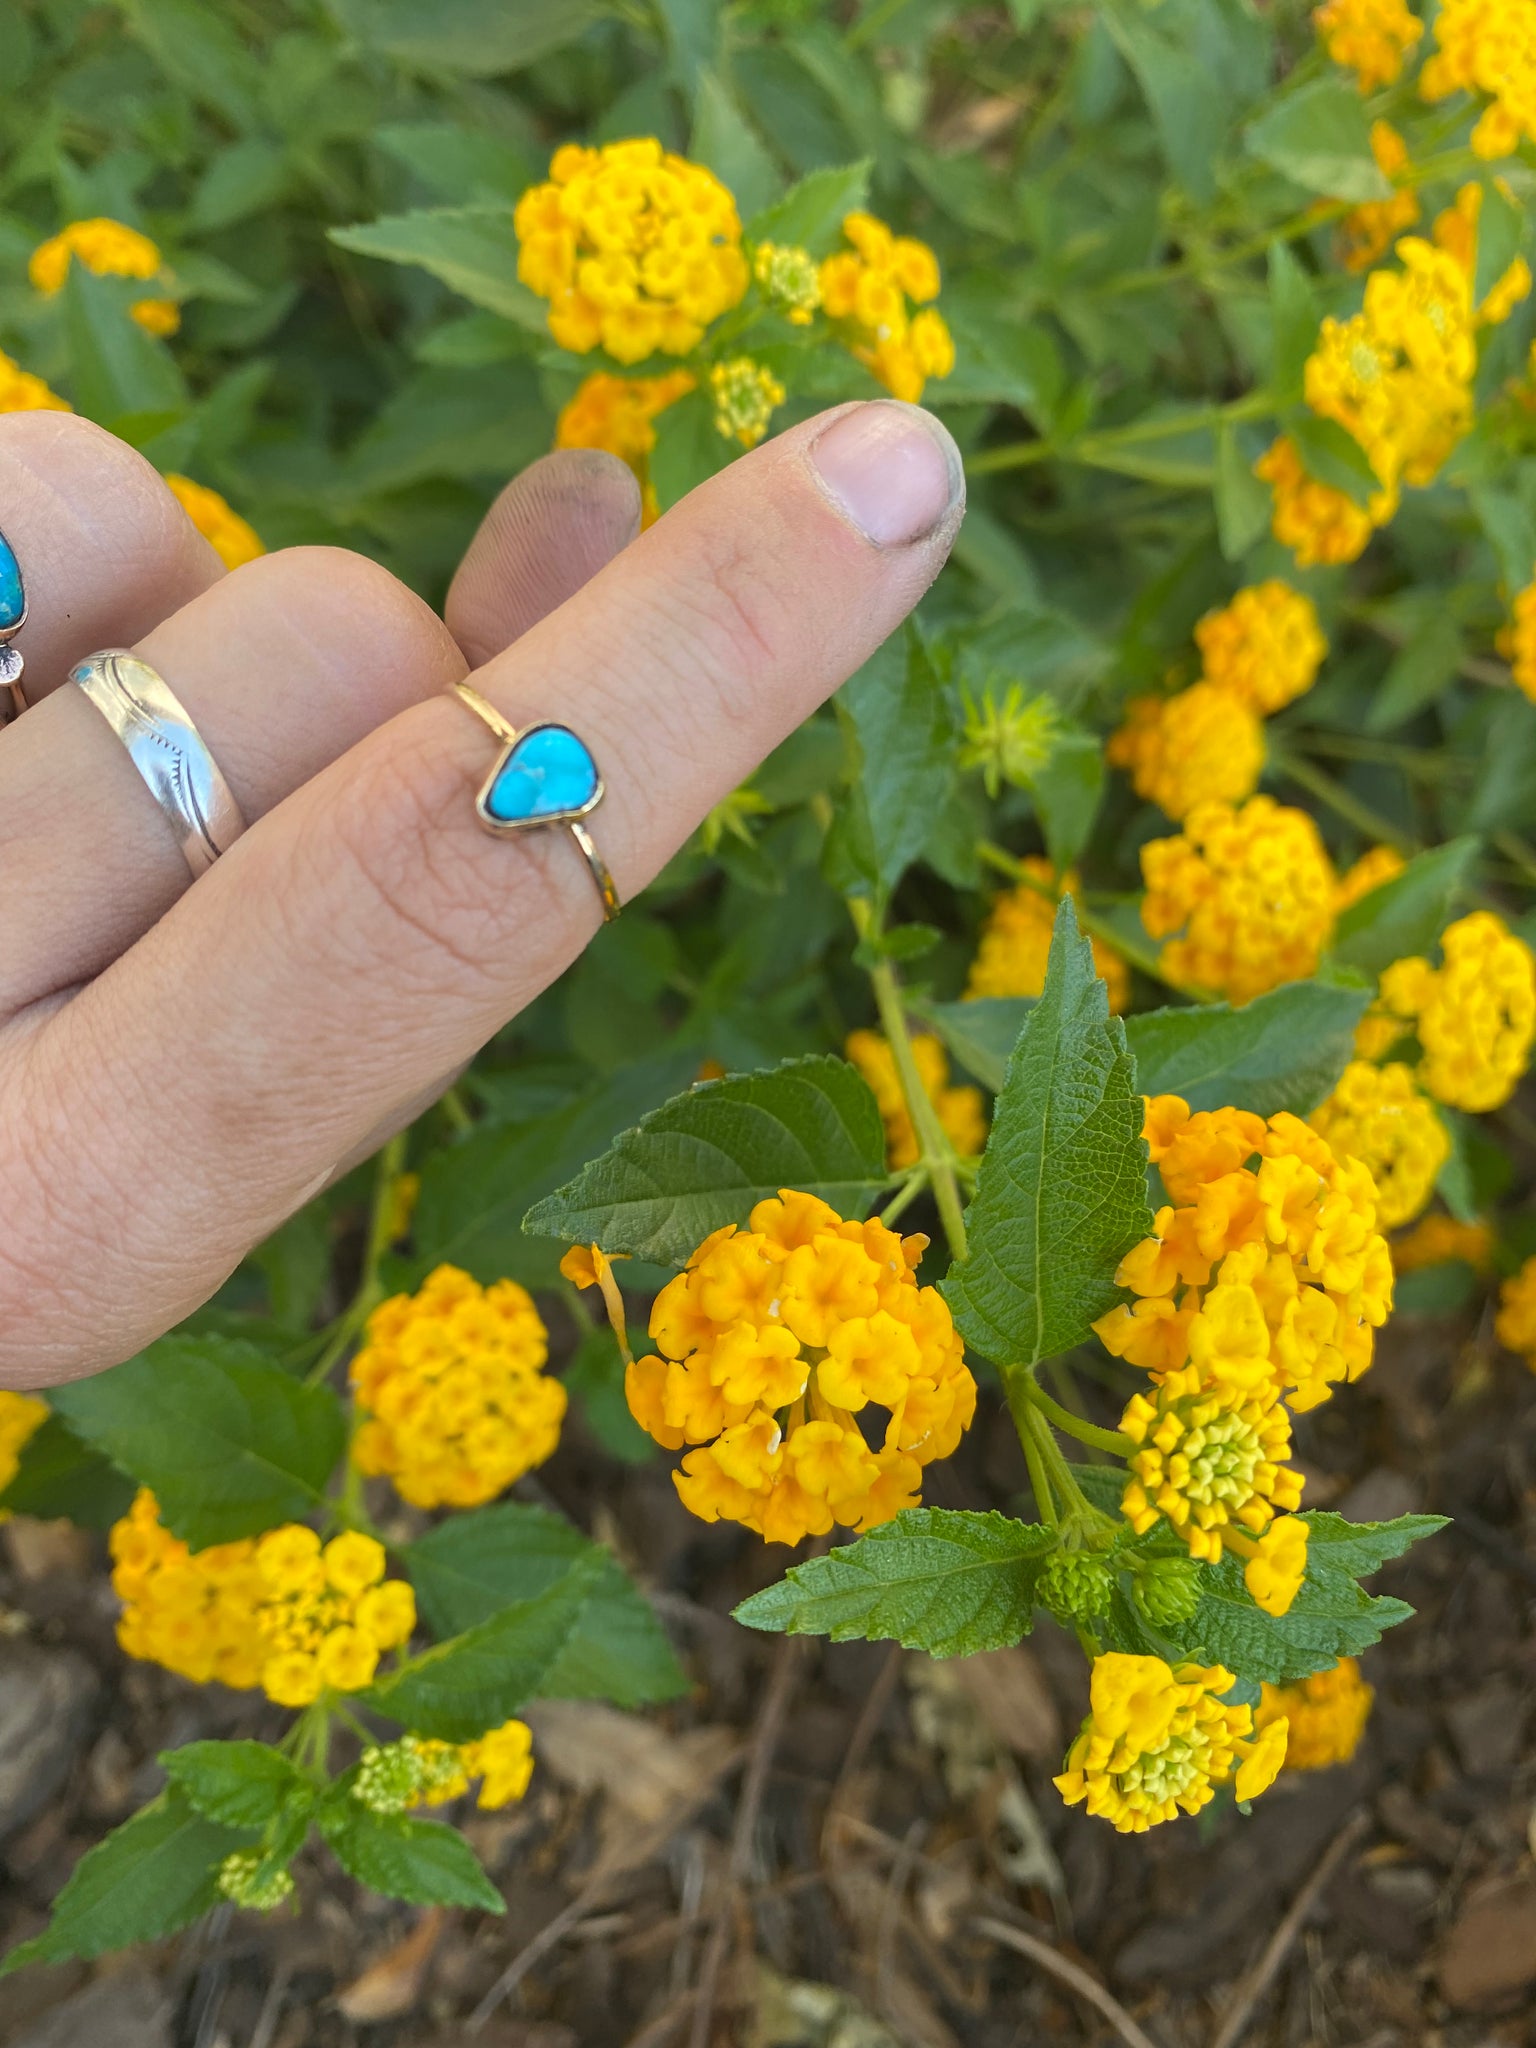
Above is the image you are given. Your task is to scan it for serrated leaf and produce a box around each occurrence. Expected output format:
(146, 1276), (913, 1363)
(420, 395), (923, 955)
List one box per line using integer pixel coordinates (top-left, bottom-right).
(1124, 981), (1371, 1117)
(319, 1807), (503, 1913)
(1331, 838), (1479, 977)
(1175, 1510), (1446, 1685)
(0, 1792), (247, 1974)
(734, 1509), (1054, 1656)
(362, 1554), (611, 1740)
(838, 624), (956, 897)
(160, 1742), (309, 1830)
(0, 1412), (134, 1529)
(943, 899), (1151, 1369)
(325, 0), (599, 75)
(330, 208), (547, 328)
(49, 1338), (345, 1549)
(62, 263), (186, 426)
(406, 1504), (685, 1706)
(917, 997), (1033, 1093)
(745, 160), (872, 254)
(1245, 78), (1391, 201)
(522, 1055), (886, 1265)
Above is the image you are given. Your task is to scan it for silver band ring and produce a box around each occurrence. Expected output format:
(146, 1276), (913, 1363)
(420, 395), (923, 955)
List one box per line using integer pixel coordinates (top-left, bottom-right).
(71, 650), (246, 878)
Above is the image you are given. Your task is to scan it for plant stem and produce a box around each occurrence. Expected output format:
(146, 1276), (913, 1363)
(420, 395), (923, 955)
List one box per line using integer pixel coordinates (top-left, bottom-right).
(307, 1132), (409, 1389)
(1004, 1369), (1057, 1523)
(877, 1172), (927, 1229)
(1266, 742), (1419, 854)
(1022, 1376), (1134, 1457)
(968, 388), (1275, 479)
(1003, 1368), (1121, 1538)
(850, 899), (969, 1263)
(975, 839), (1174, 988)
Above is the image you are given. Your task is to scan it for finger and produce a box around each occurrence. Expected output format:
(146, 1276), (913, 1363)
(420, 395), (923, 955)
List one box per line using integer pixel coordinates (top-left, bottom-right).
(7, 400), (964, 1380)
(0, 548), (467, 1017)
(445, 449), (641, 667)
(0, 412), (224, 704)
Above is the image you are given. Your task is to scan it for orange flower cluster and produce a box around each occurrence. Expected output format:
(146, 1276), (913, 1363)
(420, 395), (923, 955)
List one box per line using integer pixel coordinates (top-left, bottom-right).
(626, 1192), (976, 1544)
(966, 858), (1129, 1011)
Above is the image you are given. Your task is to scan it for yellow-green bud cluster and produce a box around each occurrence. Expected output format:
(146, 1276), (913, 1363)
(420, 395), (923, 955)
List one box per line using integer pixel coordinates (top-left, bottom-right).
(354, 1736), (463, 1815)
(752, 241), (821, 324)
(708, 356), (786, 449)
(1039, 1549), (1115, 1622)
(1132, 1555), (1205, 1629)
(217, 1851), (295, 1912)
(957, 682), (1060, 800)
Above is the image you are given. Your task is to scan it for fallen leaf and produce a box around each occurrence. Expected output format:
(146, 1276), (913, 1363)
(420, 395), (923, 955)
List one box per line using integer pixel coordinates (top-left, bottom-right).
(1437, 1873), (1536, 2011)
(334, 1907), (445, 2023)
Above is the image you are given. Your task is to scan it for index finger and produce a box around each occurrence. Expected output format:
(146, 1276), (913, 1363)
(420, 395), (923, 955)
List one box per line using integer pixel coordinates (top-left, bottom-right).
(10, 401), (963, 1378)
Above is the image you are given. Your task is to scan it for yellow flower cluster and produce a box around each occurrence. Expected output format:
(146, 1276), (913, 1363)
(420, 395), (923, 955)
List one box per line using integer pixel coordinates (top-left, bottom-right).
(1108, 682), (1264, 822)
(1098, 1097), (1393, 1410)
(1422, 0), (1536, 157)
(247, 1525), (417, 1707)
(555, 367), (695, 527)
(1334, 843), (1404, 913)
(1054, 1652), (1288, 1833)
(1119, 1368), (1305, 1573)
(819, 212), (953, 404)
(1511, 581), (1536, 703)
(350, 1264), (564, 1509)
(356, 1718), (535, 1813)
(1338, 123), (1421, 274)
(1254, 435), (1375, 567)
(966, 858), (1130, 1012)
(109, 1493), (417, 1704)
(0, 349), (70, 414)
(1194, 581), (1328, 714)
(752, 241), (821, 324)
(1315, 0), (1423, 91)
(627, 1191), (977, 1545)
(515, 139), (748, 363)
(1140, 797), (1338, 1004)
(708, 356), (785, 449)
(845, 1029), (986, 1170)
(1256, 1656), (1374, 1769)
(1309, 1060), (1449, 1230)
(1366, 911), (1536, 1110)
(165, 475), (265, 571)
(1496, 1253), (1536, 1366)
(0, 1390), (47, 1498)
(29, 218), (179, 336)
(1392, 1210), (1493, 1272)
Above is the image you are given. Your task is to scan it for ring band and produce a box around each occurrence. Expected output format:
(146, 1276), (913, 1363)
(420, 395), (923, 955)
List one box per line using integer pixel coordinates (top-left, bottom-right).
(0, 524), (29, 726)
(450, 681), (621, 923)
(72, 650), (246, 878)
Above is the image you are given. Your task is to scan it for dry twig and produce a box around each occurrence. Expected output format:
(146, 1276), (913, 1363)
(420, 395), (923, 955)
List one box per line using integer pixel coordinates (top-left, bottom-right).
(1208, 1808), (1371, 2048)
(971, 1914), (1164, 2048)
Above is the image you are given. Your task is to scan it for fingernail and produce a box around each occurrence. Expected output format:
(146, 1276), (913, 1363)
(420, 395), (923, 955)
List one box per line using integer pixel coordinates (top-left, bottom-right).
(810, 401), (964, 546)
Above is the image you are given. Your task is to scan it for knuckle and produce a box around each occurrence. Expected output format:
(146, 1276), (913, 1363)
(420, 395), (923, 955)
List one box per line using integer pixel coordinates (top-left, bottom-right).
(233, 546), (464, 681)
(0, 410), (206, 576)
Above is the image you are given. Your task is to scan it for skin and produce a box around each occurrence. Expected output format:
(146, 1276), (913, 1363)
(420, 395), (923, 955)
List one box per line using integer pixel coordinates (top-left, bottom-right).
(0, 398), (964, 1387)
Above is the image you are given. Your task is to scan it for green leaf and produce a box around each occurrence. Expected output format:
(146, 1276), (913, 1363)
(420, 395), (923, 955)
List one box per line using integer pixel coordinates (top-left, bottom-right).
(1267, 240), (1317, 395)
(49, 1337), (346, 1549)
(160, 1743), (309, 1830)
(1436, 1109), (1480, 1223)
(1245, 78), (1391, 201)
(0, 1413), (134, 1528)
(319, 1807), (503, 1913)
(1031, 725), (1105, 870)
(0, 1792), (247, 1974)
(118, 0), (262, 125)
(1178, 1510), (1446, 1684)
(1215, 419), (1272, 559)
(1474, 178), (1525, 310)
(522, 1054), (887, 1265)
(565, 1327), (657, 1463)
(374, 122), (535, 203)
(649, 384), (732, 512)
(917, 997), (1033, 1094)
(943, 899), (1152, 1368)
(838, 624), (956, 897)
(362, 1554), (613, 1740)
(745, 160), (872, 254)
(1467, 692), (1536, 832)
(734, 1508), (1054, 1655)
(1366, 611), (1464, 733)
(406, 1503), (685, 1706)
(691, 69), (782, 218)
(412, 1050), (700, 1287)
(61, 263), (186, 426)
(330, 208), (547, 329)
(1288, 412), (1381, 506)
(324, 0), (600, 75)
(1124, 981), (1371, 1117)
(1470, 485), (1536, 591)
(1331, 838), (1479, 977)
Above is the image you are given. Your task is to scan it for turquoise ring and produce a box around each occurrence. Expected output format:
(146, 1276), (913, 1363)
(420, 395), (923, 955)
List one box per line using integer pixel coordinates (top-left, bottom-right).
(0, 524), (29, 724)
(450, 681), (621, 923)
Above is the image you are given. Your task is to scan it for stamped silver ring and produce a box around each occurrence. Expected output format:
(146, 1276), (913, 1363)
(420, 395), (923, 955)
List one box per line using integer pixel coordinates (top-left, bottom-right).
(0, 523), (28, 725)
(71, 649), (246, 878)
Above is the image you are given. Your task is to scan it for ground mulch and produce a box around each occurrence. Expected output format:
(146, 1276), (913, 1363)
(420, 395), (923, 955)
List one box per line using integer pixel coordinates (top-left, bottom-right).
(2, 1285), (1533, 2048)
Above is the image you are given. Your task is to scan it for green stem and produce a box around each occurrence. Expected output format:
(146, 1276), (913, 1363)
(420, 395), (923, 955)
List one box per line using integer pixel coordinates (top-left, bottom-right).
(968, 388), (1276, 479)
(877, 1172), (927, 1229)
(1022, 1376), (1134, 1457)
(307, 1131), (409, 1389)
(1267, 742), (1419, 854)
(1004, 1369), (1120, 1538)
(1004, 1370), (1057, 1523)
(975, 839), (1175, 989)
(850, 899), (969, 1264)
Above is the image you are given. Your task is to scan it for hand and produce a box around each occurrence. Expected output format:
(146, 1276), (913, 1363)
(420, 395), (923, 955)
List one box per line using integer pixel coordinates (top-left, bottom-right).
(0, 399), (963, 1386)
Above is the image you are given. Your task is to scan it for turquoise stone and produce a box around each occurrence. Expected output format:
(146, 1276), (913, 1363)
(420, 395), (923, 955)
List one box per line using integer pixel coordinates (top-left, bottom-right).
(0, 529), (22, 634)
(485, 724), (599, 824)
